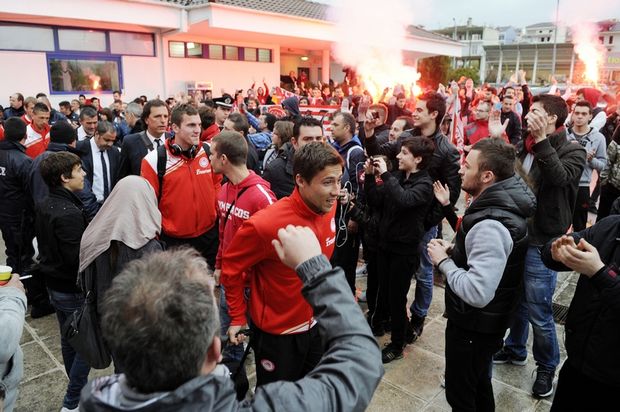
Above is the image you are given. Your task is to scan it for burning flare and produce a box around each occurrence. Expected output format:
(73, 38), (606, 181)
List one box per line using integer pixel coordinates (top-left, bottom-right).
(329, 0), (421, 101)
(572, 23), (607, 85)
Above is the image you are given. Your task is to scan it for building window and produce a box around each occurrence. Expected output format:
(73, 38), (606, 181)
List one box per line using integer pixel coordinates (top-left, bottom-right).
(208, 44), (223, 60)
(58, 29), (107, 52)
(610, 36), (614, 45)
(0, 24), (55, 51)
(258, 48), (272, 62)
(599, 36), (604, 44)
(187, 42), (203, 58)
(244, 47), (257, 61)
(110, 32), (155, 56)
(47, 54), (122, 94)
(225, 46), (239, 60)
(169, 41), (185, 57)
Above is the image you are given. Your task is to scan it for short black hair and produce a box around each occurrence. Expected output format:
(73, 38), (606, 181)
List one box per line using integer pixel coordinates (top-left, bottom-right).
(40, 152), (82, 188)
(50, 121), (77, 144)
(264, 113), (277, 132)
(472, 138), (516, 182)
(142, 99), (168, 124)
(401, 136), (435, 170)
(418, 91), (447, 128)
(170, 104), (198, 127)
(35, 92), (47, 99)
(531, 94), (569, 129)
(33, 102), (50, 114)
(293, 116), (322, 138)
(226, 112), (249, 137)
(293, 141), (343, 185)
(212, 131), (248, 166)
(574, 100), (592, 114)
(80, 106), (98, 120)
(59, 101), (71, 110)
(3, 117), (27, 142)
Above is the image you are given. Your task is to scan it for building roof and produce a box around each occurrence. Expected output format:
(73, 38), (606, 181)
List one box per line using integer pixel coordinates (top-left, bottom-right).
(525, 22), (555, 28)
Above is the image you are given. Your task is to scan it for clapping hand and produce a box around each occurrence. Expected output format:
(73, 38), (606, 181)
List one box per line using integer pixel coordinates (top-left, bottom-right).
(550, 235), (605, 277)
(488, 110), (509, 139)
(433, 181), (450, 206)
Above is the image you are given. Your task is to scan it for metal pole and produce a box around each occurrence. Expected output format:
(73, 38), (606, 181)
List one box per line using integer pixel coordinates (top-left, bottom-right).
(551, 0), (560, 77)
(453, 18), (457, 69)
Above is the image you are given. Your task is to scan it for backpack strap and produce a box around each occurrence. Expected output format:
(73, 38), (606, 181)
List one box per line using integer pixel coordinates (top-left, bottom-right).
(139, 131), (153, 152)
(156, 144), (167, 203)
(202, 142), (211, 157)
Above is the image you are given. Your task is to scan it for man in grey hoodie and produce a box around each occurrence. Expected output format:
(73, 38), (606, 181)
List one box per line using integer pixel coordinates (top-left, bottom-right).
(0, 273), (26, 412)
(80, 227), (383, 412)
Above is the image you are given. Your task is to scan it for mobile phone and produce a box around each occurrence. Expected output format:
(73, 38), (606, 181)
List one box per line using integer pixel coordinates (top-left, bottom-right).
(371, 111), (380, 119)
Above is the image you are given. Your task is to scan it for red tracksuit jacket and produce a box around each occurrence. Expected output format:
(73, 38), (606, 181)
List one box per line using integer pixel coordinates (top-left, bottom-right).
(221, 188), (337, 334)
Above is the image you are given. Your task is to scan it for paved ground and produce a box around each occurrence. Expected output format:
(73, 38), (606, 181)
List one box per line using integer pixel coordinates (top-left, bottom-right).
(3, 220), (580, 411)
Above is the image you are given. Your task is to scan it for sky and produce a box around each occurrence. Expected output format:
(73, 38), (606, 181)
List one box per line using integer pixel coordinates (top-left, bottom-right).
(316, 0), (620, 30)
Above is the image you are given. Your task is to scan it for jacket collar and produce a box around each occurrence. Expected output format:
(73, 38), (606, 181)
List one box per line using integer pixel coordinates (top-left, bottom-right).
(290, 187), (328, 219)
(49, 187), (84, 208)
(0, 140), (26, 152)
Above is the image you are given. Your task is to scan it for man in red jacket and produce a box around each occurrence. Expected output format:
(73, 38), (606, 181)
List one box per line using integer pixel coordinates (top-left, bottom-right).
(210, 130), (276, 363)
(141, 104), (221, 266)
(222, 141), (343, 386)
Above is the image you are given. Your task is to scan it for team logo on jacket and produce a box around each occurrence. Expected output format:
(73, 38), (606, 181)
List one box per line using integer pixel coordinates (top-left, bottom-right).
(260, 359), (275, 372)
(330, 217), (336, 233)
(199, 157), (209, 168)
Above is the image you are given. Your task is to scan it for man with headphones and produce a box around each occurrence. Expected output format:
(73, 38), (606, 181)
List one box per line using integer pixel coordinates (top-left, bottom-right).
(141, 104), (222, 267)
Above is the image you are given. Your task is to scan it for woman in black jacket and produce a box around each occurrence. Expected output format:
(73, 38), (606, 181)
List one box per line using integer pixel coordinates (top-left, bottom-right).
(365, 136), (435, 363)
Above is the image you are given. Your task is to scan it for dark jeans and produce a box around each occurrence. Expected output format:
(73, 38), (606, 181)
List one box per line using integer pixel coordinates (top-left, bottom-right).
(376, 251), (419, 347)
(551, 361), (618, 412)
(48, 289), (91, 409)
(572, 186), (590, 232)
(445, 320), (504, 412)
(161, 223), (219, 269)
(250, 324), (323, 387)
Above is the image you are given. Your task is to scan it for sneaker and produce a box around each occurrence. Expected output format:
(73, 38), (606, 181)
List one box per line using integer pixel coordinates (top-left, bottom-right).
(381, 343), (404, 364)
(60, 406), (79, 412)
(439, 374), (446, 388)
(532, 369), (554, 398)
(492, 347), (527, 365)
(355, 264), (368, 277)
(405, 314), (425, 344)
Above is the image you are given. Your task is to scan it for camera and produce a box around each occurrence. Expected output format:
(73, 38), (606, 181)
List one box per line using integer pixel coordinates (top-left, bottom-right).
(370, 111), (380, 120)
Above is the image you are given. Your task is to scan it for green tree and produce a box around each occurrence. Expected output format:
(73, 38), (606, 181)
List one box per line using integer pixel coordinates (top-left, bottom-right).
(418, 56), (450, 89)
(448, 67), (480, 85)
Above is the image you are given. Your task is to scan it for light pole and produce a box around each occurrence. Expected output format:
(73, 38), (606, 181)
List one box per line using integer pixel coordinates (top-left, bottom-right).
(551, 0), (560, 78)
(467, 17), (473, 68)
(453, 17), (457, 68)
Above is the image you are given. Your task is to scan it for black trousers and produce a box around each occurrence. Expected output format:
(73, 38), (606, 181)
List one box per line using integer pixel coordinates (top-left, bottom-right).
(572, 186), (591, 232)
(597, 183), (620, 222)
(250, 324), (324, 387)
(551, 361), (618, 412)
(376, 251), (419, 347)
(161, 222), (219, 269)
(444, 320), (504, 412)
(365, 250), (380, 325)
(330, 229), (360, 295)
(0, 216), (35, 274)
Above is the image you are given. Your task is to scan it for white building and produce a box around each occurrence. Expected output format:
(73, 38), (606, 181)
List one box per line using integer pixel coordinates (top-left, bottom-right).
(0, 0), (461, 107)
(521, 22), (568, 44)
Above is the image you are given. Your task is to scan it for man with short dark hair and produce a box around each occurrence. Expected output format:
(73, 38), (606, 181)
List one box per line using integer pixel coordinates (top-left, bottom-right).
(80, 230), (383, 411)
(141, 104), (221, 266)
(25, 103), (51, 158)
(59, 100), (79, 127)
(4, 93), (25, 119)
(263, 116), (325, 199)
(223, 112), (260, 174)
(119, 100), (168, 177)
(386, 92), (412, 125)
(428, 138), (536, 411)
(77, 121), (121, 204)
(210, 131), (276, 364)
(499, 94), (522, 146)
(77, 106), (99, 141)
(494, 94), (587, 398)
(36, 151), (90, 412)
(222, 142), (343, 386)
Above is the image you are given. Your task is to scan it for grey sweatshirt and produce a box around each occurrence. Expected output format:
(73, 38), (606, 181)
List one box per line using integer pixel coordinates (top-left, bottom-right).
(81, 255), (384, 412)
(568, 127), (607, 186)
(0, 286), (26, 412)
(438, 220), (513, 308)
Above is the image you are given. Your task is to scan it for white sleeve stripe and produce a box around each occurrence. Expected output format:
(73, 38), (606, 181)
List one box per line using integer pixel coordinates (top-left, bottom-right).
(256, 184), (274, 205)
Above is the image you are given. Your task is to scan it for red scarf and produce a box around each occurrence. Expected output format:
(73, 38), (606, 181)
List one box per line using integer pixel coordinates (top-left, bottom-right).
(524, 126), (565, 154)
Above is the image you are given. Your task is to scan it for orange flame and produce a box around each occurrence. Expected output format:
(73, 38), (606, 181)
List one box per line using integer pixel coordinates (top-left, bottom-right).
(572, 23), (607, 85)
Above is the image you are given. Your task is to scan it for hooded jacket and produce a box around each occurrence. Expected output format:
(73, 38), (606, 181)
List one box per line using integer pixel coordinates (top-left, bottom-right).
(281, 97), (300, 118)
(215, 171), (276, 270)
(262, 142), (295, 199)
(441, 175), (537, 334)
(80, 255), (383, 412)
(567, 126), (607, 186)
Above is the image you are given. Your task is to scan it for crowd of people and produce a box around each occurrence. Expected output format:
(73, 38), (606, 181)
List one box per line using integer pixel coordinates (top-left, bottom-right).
(0, 69), (619, 412)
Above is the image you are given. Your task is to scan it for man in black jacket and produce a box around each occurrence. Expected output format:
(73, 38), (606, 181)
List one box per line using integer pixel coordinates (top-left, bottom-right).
(36, 151), (91, 411)
(0, 117), (34, 278)
(119, 99), (169, 177)
(365, 91), (461, 341)
(263, 117), (325, 199)
(541, 216), (620, 411)
(494, 94), (586, 399)
(500, 94), (522, 146)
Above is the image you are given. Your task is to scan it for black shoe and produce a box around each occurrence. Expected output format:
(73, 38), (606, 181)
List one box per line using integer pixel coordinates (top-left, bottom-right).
(371, 323), (385, 337)
(381, 343), (404, 364)
(492, 347), (527, 365)
(30, 302), (55, 319)
(406, 314), (425, 344)
(532, 369), (554, 398)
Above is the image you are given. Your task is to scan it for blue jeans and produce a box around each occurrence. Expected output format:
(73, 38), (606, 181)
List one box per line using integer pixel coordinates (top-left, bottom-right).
(410, 226), (438, 318)
(48, 289), (91, 409)
(504, 246), (560, 372)
(219, 285), (246, 363)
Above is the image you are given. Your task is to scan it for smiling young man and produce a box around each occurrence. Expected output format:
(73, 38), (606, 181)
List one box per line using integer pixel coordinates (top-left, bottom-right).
(221, 142), (343, 386)
(141, 104), (221, 267)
